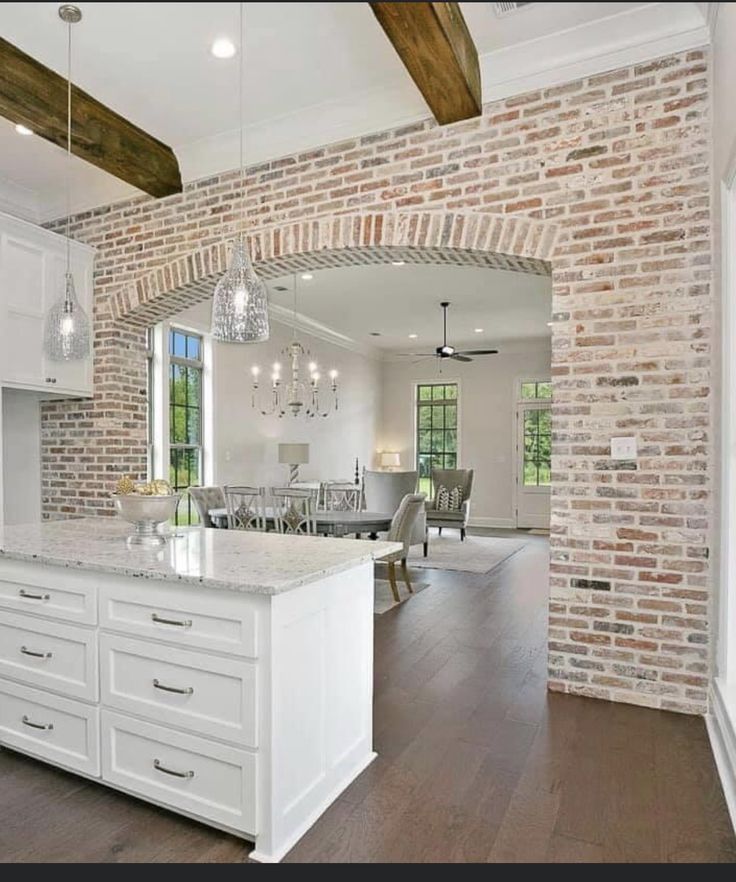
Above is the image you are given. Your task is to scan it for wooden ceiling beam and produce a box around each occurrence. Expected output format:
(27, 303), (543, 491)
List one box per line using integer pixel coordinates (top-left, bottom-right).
(0, 36), (182, 200)
(369, 2), (482, 125)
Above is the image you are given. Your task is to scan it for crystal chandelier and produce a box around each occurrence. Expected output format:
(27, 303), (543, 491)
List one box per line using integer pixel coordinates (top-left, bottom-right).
(211, 2), (269, 344)
(43, 5), (91, 362)
(250, 275), (338, 418)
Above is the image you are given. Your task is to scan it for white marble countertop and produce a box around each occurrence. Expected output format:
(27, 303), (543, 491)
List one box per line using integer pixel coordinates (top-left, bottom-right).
(0, 518), (402, 595)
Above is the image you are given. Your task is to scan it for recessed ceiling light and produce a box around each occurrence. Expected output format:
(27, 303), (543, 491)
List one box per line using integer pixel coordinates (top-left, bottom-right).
(474, 328), (484, 333)
(408, 333), (418, 339)
(15, 124), (32, 136)
(300, 273), (313, 281)
(546, 321), (553, 327)
(211, 38), (236, 59)
(391, 260), (405, 267)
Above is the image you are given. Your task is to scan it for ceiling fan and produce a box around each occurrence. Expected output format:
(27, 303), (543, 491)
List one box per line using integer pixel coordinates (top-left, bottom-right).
(403, 301), (499, 363)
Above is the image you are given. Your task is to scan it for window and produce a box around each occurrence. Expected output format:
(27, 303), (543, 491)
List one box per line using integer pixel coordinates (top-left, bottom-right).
(519, 379), (552, 488)
(145, 327), (154, 480)
(416, 383), (458, 497)
(169, 329), (203, 525)
(521, 380), (552, 400)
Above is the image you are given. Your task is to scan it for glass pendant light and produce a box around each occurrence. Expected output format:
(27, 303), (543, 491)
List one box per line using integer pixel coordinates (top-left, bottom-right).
(211, 2), (269, 343)
(43, 4), (91, 362)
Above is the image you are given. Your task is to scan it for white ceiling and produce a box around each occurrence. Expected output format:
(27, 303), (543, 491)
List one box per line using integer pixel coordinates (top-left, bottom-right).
(265, 262), (552, 355)
(0, 2), (713, 222)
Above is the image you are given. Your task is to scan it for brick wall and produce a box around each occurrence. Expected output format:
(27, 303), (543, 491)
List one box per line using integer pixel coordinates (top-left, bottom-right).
(44, 47), (712, 714)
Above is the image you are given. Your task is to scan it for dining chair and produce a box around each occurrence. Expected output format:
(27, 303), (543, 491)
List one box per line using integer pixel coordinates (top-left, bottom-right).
(188, 485), (226, 528)
(381, 493), (426, 602)
(270, 487), (317, 535)
(224, 485), (267, 532)
(362, 469), (427, 555)
(322, 481), (361, 512)
(290, 481), (322, 509)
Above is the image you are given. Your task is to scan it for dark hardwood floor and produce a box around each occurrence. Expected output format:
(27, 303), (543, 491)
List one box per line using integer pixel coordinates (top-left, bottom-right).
(1, 532), (734, 863)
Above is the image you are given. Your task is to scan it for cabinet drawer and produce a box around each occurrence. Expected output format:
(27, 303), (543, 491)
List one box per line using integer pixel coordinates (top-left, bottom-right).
(0, 610), (97, 701)
(101, 710), (256, 835)
(99, 580), (258, 658)
(0, 678), (99, 776)
(100, 634), (257, 747)
(0, 568), (96, 625)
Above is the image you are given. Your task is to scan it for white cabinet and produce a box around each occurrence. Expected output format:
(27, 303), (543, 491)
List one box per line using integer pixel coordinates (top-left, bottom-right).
(0, 212), (94, 398)
(0, 557), (376, 862)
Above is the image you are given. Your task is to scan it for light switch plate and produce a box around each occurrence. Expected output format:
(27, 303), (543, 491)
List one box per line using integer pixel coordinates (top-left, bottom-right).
(610, 436), (637, 460)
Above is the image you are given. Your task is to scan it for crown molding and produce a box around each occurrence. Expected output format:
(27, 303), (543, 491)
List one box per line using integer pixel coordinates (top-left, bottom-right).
(269, 303), (381, 361)
(479, 2), (710, 105)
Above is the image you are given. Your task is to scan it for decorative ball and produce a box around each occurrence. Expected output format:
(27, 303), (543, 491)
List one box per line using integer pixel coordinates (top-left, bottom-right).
(115, 475), (137, 496)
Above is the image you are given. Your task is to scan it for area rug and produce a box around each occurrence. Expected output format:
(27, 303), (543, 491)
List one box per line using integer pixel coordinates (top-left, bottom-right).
(407, 534), (526, 573)
(374, 579), (430, 614)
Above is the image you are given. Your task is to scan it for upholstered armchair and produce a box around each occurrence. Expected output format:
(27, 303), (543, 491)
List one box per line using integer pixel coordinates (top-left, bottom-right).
(362, 469), (427, 555)
(425, 468), (474, 541)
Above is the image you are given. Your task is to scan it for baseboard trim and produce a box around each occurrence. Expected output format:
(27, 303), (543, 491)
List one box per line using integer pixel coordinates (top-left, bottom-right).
(706, 680), (736, 835)
(467, 517), (517, 529)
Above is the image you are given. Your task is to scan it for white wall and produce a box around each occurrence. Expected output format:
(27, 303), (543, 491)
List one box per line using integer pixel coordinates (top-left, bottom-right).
(379, 341), (552, 526)
(713, 5), (736, 683)
(172, 302), (382, 488)
(709, 7), (736, 831)
(1, 389), (41, 525)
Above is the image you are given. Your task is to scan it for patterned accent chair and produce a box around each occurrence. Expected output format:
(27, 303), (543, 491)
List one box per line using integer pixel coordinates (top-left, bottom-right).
(188, 485), (226, 528)
(381, 493), (426, 601)
(362, 469), (427, 555)
(270, 487), (317, 535)
(322, 481), (361, 512)
(425, 468), (474, 541)
(223, 486), (267, 532)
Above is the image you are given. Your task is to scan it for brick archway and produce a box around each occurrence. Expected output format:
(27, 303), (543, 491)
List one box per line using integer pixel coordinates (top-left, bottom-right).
(111, 211), (559, 327)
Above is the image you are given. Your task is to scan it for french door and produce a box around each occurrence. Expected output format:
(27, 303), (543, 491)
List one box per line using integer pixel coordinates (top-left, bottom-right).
(516, 401), (551, 529)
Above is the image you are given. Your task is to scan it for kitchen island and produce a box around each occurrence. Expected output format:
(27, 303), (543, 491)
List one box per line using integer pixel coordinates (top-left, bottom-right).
(0, 518), (400, 862)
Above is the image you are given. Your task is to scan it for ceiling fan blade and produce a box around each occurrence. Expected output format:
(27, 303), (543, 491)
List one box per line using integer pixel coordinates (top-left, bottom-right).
(449, 354), (472, 363)
(455, 349), (499, 356)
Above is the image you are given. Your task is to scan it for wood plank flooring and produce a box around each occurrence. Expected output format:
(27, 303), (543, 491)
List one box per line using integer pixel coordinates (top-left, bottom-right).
(1, 532), (734, 863)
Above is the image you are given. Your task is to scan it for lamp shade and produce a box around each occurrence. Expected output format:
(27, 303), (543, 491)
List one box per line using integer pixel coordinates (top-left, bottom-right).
(279, 443), (310, 465)
(380, 451), (400, 468)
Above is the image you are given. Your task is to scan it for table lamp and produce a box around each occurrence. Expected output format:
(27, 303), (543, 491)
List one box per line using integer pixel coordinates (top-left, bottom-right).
(278, 443), (310, 485)
(380, 451), (400, 472)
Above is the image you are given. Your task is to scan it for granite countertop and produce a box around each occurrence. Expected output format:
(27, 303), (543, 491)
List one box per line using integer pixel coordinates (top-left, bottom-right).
(0, 518), (402, 596)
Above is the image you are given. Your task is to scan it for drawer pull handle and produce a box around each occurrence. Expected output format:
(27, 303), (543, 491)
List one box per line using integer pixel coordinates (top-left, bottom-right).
(153, 678), (194, 696)
(153, 759), (194, 779)
(20, 645), (53, 659)
(151, 613), (192, 629)
(19, 589), (50, 601)
(22, 715), (54, 731)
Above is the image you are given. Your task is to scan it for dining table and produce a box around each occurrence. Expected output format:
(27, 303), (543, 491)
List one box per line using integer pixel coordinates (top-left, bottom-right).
(208, 507), (393, 538)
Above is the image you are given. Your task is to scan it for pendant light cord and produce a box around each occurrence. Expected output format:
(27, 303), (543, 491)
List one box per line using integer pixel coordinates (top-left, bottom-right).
(292, 273), (297, 340)
(65, 15), (72, 276)
(239, 1), (245, 240)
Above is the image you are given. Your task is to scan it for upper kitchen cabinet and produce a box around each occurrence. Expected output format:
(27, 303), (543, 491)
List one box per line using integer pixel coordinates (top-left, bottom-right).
(0, 212), (94, 398)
